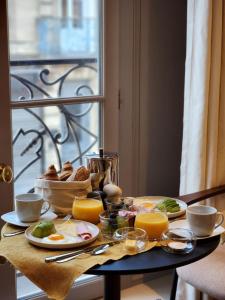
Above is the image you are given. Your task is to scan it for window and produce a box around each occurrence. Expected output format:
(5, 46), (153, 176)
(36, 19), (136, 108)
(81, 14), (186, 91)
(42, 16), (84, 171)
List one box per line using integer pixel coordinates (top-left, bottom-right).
(62, 0), (82, 27)
(0, 0), (111, 299)
(0, 0), (123, 299)
(8, 0), (103, 195)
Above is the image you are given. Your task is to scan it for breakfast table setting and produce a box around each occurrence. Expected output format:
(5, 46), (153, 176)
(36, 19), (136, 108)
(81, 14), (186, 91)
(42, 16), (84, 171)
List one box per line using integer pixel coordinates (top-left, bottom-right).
(0, 152), (224, 300)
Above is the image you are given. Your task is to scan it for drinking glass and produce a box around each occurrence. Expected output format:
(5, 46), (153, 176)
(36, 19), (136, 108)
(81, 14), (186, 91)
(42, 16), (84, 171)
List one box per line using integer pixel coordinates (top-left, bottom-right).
(134, 208), (169, 241)
(72, 197), (104, 224)
(99, 210), (129, 239)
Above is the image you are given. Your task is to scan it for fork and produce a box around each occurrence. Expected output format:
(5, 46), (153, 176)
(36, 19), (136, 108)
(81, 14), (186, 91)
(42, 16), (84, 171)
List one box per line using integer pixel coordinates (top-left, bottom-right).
(63, 214), (72, 221)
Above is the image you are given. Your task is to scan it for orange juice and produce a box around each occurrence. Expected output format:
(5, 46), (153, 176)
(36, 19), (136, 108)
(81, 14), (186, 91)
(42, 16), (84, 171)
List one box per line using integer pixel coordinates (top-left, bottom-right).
(72, 199), (104, 224)
(134, 212), (168, 240)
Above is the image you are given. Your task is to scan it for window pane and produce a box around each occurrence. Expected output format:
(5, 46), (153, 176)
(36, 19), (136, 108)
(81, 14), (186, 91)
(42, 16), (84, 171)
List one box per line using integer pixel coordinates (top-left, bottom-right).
(12, 103), (100, 194)
(8, 0), (102, 101)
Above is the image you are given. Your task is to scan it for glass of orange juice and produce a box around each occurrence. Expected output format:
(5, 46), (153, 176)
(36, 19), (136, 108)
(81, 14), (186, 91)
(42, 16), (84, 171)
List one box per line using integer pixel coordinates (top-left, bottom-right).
(72, 197), (104, 224)
(134, 208), (169, 241)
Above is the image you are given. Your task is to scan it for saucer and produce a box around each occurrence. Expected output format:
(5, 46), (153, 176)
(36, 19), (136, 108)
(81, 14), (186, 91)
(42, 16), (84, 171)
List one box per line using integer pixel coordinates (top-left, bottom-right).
(1, 210), (58, 228)
(169, 219), (225, 239)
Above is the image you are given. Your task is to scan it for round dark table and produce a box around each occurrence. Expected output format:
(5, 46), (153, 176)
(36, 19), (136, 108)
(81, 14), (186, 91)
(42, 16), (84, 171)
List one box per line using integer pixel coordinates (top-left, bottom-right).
(87, 236), (220, 300)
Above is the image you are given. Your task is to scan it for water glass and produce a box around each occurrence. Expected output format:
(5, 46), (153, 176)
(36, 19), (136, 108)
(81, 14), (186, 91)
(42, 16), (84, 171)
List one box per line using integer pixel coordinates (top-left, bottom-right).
(99, 210), (129, 239)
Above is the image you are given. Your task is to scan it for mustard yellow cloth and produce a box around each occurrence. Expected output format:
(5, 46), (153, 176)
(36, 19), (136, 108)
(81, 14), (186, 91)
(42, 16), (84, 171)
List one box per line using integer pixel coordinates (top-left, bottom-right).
(0, 224), (157, 300)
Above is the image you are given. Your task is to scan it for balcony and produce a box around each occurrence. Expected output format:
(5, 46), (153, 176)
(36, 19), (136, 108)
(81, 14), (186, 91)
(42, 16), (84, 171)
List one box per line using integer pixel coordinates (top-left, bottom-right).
(10, 58), (101, 194)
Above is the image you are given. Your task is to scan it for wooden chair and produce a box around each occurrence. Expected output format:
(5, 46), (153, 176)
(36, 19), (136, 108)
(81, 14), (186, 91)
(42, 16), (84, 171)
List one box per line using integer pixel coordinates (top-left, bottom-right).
(171, 185), (225, 300)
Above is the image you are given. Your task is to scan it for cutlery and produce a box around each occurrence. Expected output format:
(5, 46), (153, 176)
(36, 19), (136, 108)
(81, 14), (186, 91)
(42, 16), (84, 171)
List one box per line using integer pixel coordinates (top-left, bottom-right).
(45, 241), (119, 263)
(56, 244), (110, 263)
(63, 214), (72, 221)
(3, 230), (25, 237)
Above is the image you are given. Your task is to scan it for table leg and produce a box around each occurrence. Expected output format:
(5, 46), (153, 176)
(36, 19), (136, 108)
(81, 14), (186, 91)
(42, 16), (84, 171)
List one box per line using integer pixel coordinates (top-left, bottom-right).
(170, 269), (178, 300)
(104, 274), (121, 300)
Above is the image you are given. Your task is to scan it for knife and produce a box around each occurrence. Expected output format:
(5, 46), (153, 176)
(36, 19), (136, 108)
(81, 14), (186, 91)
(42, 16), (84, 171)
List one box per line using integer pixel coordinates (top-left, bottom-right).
(45, 241), (119, 263)
(56, 244), (110, 263)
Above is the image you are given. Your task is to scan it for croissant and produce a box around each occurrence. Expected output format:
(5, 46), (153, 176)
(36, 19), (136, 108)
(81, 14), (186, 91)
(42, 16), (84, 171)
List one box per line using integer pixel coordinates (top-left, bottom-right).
(75, 166), (90, 181)
(59, 161), (73, 181)
(42, 165), (59, 181)
(67, 166), (90, 182)
(62, 161), (73, 172)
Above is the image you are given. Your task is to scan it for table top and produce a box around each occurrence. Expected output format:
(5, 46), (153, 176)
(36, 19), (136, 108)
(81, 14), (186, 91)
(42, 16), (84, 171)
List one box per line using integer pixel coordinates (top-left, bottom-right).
(88, 236), (220, 275)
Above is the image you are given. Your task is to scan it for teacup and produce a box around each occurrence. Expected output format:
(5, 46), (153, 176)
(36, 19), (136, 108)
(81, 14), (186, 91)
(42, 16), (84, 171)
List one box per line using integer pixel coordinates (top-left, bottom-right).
(186, 205), (224, 237)
(15, 193), (50, 222)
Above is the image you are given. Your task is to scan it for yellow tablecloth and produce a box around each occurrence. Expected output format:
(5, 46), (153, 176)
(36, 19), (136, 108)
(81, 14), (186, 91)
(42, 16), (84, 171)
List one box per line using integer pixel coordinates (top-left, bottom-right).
(0, 224), (157, 300)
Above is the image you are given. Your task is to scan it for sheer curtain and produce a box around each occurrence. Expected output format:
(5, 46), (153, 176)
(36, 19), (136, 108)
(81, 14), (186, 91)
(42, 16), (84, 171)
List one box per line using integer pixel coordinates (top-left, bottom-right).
(177, 0), (225, 299)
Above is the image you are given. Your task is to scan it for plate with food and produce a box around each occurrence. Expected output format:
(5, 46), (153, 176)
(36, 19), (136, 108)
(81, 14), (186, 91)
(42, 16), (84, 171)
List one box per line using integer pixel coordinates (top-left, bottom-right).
(25, 219), (100, 249)
(134, 196), (187, 219)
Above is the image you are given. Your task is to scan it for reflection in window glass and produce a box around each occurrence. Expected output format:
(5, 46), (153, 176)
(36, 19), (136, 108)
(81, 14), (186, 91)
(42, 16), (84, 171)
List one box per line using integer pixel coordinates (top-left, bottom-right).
(8, 0), (102, 100)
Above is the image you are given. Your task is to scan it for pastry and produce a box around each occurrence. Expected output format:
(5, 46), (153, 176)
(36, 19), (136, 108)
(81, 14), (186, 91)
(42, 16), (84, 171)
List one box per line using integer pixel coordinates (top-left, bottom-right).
(75, 166), (90, 181)
(59, 161), (73, 181)
(67, 166), (90, 182)
(42, 165), (59, 181)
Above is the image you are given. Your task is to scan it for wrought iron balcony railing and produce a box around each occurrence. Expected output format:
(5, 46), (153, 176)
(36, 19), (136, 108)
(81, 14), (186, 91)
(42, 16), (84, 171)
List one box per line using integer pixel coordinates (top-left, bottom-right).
(11, 58), (100, 183)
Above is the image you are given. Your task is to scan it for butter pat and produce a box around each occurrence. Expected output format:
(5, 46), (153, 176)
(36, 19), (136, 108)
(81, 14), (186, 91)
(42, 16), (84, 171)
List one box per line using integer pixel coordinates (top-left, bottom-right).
(125, 239), (137, 251)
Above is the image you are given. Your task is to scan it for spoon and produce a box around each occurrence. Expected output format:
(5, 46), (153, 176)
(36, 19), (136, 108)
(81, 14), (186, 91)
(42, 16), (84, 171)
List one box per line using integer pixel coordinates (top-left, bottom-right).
(56, 244), (110, 263)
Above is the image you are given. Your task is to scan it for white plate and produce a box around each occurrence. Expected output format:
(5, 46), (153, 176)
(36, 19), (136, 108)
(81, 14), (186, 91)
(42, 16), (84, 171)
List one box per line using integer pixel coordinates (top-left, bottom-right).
(169, 219), (225, 239)
(1, 210), (57, 228)
(25, 219), (100, 249)
(134, 196), (187, 218)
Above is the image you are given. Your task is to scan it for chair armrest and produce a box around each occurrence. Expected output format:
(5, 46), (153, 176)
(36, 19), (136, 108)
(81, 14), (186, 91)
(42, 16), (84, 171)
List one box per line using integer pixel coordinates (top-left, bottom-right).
(176, 185), (225, 205)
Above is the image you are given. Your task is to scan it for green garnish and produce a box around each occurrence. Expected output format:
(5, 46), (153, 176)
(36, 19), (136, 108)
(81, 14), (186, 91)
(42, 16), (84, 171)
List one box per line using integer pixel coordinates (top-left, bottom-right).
(156, 198), (180, 213)
(31, 220), (56, 238)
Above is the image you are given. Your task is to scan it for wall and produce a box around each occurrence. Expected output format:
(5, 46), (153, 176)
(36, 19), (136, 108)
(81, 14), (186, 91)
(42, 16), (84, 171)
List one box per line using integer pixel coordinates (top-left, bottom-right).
(140, 0), (187, 196)
(119, 0), (187, 197)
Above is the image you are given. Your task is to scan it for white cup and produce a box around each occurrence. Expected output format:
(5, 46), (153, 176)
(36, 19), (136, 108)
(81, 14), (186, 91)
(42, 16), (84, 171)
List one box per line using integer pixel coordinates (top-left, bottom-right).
(15, 193), (50, 222)
(186, 205), (224, 237)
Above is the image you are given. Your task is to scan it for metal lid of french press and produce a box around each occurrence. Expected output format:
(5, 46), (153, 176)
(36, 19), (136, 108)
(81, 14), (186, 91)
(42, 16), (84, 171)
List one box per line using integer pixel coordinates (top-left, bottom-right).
(86, 149), (119, 187)
(85, 148), (118, 160)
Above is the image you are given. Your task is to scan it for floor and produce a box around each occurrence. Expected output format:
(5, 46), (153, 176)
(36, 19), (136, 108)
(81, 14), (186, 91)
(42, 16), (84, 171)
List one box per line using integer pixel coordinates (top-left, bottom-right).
(98, 272), (173, 300)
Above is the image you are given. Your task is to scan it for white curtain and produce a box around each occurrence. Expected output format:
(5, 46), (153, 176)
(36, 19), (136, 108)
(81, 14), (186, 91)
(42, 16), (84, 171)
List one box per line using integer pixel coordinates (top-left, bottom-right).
(177, 0), (225, 299)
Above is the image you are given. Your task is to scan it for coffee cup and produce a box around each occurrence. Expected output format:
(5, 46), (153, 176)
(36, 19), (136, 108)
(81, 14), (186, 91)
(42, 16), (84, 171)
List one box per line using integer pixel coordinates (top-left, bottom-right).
(186, 205), (224, 237)
(15, 193), (50, 222)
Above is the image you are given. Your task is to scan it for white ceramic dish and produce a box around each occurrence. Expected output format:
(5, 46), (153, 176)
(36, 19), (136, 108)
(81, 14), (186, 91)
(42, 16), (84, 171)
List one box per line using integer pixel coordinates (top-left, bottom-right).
(25, 219), (100, 249)
(169, 219), (225, 239)
(134, 196), (187, 219)
(1, 210), (57, 228)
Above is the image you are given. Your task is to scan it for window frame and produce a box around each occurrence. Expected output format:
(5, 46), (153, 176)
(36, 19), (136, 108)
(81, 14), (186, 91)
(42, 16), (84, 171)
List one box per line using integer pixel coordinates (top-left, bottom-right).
(0, 0), (142, 298)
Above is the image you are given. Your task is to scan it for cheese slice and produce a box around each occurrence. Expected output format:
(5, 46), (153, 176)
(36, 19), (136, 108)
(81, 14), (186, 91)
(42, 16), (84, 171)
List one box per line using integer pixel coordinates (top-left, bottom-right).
(55, 220), (78, 237)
